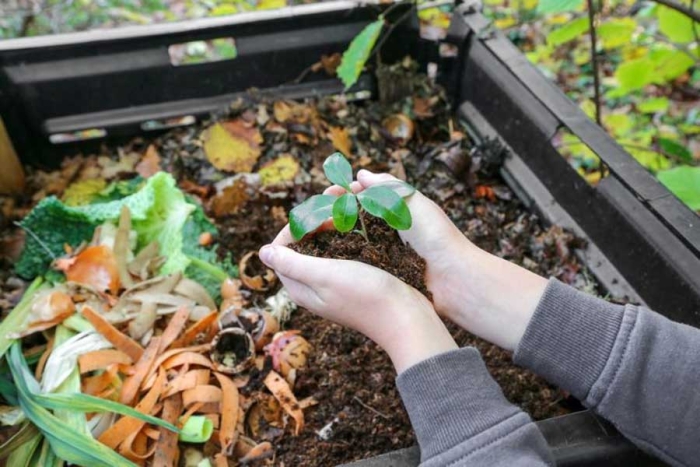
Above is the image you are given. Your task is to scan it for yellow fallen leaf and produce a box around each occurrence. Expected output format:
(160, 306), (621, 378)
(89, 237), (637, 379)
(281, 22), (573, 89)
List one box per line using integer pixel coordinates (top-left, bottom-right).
(62, 178), (107, 206)
(258, 155), (300, 186)
(204, 123), (261, 173)
(328, 127), (352, 157)
(257, 0), (286, 9)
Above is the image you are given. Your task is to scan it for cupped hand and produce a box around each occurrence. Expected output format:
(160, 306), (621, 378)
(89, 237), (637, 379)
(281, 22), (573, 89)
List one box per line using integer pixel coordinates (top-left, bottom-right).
(258, 244), (457, 373)
(354, 170), (548, 351)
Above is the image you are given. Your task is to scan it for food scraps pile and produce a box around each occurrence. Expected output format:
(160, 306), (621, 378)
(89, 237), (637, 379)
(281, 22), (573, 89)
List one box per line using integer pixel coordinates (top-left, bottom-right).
(0, 62), (600, 466)
(0, 173), (313, 466)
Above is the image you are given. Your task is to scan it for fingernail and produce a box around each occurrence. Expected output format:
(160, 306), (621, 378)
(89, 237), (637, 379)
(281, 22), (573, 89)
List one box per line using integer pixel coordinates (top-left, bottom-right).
(259, 245), (275, 266)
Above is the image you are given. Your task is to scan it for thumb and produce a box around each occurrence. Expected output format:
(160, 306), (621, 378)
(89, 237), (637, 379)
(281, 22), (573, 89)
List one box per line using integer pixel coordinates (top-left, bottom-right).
(356, 169), (397, 188)
(258, 245), (328, 286)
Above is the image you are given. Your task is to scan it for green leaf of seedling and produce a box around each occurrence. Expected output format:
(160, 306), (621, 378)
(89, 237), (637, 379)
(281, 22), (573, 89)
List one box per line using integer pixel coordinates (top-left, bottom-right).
(357, 186), (412, 230)
(658, 138), (693, 163)
(332, 194), (359, 233)
(596, 18), (636, 50)
(375, 180), (416, 198)
(538, 0), (583, 14)
(289, 195), (336, 241)
(546, 17), (589, 47)
(337, 19), (384, 89)
(657, 166), (700, 210)
(323, 152), (353, 191)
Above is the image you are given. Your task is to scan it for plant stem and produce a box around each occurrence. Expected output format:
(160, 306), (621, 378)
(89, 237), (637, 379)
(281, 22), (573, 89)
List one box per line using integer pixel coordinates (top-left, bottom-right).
(586, 0), (602, 126)
(187, 256), (229, 282)
(357, 212), (370, 242)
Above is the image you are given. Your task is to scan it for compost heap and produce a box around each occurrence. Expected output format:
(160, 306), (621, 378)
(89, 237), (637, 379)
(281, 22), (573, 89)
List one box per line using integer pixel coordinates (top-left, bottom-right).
(0, 63), (599, 466)
(0, 173), (311, 467)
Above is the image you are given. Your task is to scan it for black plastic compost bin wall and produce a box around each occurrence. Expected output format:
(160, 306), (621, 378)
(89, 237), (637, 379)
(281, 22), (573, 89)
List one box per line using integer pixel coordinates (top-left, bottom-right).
(0, 2), (696, 465)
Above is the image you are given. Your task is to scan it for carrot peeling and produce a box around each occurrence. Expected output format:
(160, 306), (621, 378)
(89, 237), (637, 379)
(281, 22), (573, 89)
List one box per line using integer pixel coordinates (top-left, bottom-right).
(169, 311), (218, 349)
(82, 305), (144, 361)
(214, 372), (240, 455)
(119, 337), (162, 406)
(100, 368), (167, 449)
(264, 370), (304, 435)
(152, 393), (183, 467)
(158, 306), (190, 352)
(79, 349), (133, 374)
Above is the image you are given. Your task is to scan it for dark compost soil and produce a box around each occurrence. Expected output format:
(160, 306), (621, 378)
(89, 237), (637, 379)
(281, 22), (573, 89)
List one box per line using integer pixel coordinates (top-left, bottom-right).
(0, 65), (601, 466)
(290, 214), (431, 299)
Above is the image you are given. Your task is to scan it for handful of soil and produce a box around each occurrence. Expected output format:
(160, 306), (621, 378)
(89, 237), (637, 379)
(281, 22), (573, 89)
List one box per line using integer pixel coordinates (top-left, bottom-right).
(289, 213), (431, 299)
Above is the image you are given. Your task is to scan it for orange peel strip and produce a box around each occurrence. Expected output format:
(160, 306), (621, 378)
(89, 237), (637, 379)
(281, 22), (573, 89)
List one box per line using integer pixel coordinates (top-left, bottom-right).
(99, 368), (166, 449)
(119, 336), (162, 406)
(264, 370), (304, 435)
(169, 311), (218, 349)
(214, 372), (240, 455)
(79, 349), (133, 374)
(158, 306), (190, 353)
(82, 305), (144, 361)
(152, 393), (183, 467)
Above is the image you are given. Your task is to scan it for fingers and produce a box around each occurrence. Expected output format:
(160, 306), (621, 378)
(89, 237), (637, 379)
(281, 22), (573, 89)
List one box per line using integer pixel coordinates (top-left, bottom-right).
(276, 273), (325, 311)
(259, 245), (329, 286)
(272, 224), (294, 246)
(356, 169), (397, 188)
(323, 181), (363, 196)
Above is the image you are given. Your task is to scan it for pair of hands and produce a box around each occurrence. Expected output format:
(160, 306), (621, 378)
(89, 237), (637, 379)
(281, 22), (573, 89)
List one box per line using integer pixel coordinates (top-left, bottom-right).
(259, 170), (548, 373)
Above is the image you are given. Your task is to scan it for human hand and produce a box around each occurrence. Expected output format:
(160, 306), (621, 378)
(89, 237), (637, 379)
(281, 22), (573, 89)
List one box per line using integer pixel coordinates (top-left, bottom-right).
(353, 170), (548, 351)
(258, 244), (457, 374)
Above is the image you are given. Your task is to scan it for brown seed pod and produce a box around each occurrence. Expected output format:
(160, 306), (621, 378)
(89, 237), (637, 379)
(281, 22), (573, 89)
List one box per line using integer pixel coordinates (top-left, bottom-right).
(382, 114), (414, 145)
(210, 327), (255, 375)
(239, 251), (277, 291)
(239, 308), (280, 351)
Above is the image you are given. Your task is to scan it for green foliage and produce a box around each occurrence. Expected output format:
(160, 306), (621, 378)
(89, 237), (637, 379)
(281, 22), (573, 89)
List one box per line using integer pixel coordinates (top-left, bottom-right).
(657, 166), (700, 210)
(0, 278), (45, 360)
(15, 173), (235, 299)
(658, 138), (693, 163)
(657, 5), (696, 43)
(357, 186), (412, 231)
(547, 17), (589, 46)
(597, 18), (636, 49)
(7, 344), (139, 467)
(637, 97), (670, 114)
(337, 19), (384, 89)
(332, 194), (359, 233)
(289, 153), (415, 240)
(323, 152), (353, 191)
(289, 195), (336, 241)
(537, 0), (583, 14)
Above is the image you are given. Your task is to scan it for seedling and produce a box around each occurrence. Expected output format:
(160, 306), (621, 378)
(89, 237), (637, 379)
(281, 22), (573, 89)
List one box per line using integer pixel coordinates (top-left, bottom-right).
(289, 152), (415, 241)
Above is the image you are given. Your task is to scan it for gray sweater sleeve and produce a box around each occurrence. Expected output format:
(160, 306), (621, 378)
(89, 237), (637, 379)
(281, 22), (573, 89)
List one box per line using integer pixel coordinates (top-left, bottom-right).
(396, 348), (554, 466)
(396, 278), (700, 466)
(514, 278), (700, 467)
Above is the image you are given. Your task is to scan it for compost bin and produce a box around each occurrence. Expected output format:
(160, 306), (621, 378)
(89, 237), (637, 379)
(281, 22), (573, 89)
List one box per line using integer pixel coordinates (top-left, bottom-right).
(1, 1), (698, 466)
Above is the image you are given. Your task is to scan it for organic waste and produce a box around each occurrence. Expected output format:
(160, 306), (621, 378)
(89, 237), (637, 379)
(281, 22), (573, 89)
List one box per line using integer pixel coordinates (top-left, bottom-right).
(0, 173), (313, 466)
(0, 61), (602, 466)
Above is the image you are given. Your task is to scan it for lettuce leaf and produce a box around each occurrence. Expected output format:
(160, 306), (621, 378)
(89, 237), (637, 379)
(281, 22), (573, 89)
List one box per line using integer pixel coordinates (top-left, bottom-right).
(16, 173), (236, 299)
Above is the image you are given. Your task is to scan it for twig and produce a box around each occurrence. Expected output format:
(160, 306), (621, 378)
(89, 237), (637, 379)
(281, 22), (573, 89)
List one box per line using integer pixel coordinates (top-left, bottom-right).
(369, 3), (418, 62)
(13, 221), (56, 260)
(650, 0), (700, 23)
(586, 0), (602, 126)
(353, 396), (390, 420)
